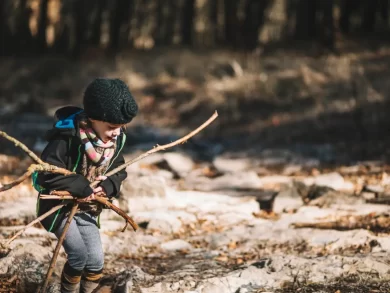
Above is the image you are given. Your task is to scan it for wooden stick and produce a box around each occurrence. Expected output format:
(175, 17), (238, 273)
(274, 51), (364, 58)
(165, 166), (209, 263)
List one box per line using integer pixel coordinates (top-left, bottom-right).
(38, 203), (79, 293)
(94, 196), (138, 231)
(0, 164), (73, 192)
(291, 213), (390, 232)
(0, 131), (45, 164)
(4, 203), (67, 246)
(0, 170), (33, 192)
(41, 193), (138, 231)
(39, 195), (74, 200)
(90, 110), (218, 187)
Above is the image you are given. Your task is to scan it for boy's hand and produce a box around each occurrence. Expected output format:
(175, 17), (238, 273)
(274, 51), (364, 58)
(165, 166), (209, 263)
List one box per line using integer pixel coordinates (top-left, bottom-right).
(93, 186), (106, 196)
(81, 193), (96, 202)
(93, 176), (108, 196)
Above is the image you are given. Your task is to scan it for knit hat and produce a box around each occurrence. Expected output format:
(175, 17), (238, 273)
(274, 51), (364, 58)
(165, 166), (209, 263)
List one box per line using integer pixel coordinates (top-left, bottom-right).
(83, 78), (138, 124)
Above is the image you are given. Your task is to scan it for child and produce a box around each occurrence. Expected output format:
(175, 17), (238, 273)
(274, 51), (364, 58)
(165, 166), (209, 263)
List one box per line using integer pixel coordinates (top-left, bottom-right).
(35, 78), (138, 293)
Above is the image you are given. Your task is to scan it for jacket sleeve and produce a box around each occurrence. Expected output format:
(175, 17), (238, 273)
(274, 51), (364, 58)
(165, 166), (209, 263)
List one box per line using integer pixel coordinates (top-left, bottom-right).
(100, 153), (127, 198)
(37, 139), (93, 198)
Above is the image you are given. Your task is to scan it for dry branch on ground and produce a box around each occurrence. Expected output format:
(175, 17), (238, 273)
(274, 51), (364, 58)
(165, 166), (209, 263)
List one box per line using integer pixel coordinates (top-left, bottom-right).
(292, 213), (390, 233)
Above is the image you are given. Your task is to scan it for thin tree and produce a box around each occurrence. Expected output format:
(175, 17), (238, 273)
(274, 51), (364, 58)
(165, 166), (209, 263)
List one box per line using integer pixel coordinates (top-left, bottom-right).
(37, 0), (49, 53)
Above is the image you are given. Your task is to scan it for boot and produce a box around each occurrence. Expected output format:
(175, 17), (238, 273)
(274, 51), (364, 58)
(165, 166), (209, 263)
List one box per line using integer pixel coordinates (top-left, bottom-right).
(79, 269), (103, 293)
(61, 263), (82, 293)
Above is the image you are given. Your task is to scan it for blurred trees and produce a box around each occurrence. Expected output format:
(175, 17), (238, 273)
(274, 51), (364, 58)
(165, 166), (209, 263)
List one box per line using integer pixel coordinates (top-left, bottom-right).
(1, 0), (390, 57)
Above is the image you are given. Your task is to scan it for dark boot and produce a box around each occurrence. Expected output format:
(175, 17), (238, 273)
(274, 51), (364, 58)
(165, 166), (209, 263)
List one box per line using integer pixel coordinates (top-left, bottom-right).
(79, 269), (103, 293)
(61, 263), (82, 293)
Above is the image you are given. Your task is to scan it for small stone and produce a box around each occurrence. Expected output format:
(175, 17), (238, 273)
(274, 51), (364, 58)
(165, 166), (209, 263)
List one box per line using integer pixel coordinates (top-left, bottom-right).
(161, 239), (192, 252)
(314, 172), (354, 191)
(282, 164), (302, 175)
(213, 156), (251, 173)
(163, 152), (194, 176)
(147, 213), (182, 233)
(362, 184), (384, 194)
(361, 192), (376, 201)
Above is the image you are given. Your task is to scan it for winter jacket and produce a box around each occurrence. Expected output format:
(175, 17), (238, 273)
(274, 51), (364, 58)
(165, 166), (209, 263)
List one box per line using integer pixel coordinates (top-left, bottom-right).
(34, 106), (127, 232)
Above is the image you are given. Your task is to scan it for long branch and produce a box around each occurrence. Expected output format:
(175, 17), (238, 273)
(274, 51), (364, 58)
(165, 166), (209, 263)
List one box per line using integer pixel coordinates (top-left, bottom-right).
(0, 131), (44, 164)
(94, 197), (138, 231)
(0, 170), (32, 192)
(40, 193), (138, 232)
(38, 203), (79, 293)
(90, 110), (218, 187)
(5, 203), (67, 246)
(0, 164), (73, 192)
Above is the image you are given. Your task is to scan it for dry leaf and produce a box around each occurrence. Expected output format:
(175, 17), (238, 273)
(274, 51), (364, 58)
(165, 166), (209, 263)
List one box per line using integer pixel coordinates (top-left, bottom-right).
(228, 241), (237, 249)
(215, 255), (229, 262)
(253, 211), (280, 220)
(202, 166), (219, 178)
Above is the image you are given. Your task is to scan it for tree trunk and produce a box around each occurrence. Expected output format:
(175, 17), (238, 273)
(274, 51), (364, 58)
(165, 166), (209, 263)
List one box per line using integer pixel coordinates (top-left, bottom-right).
(224, 0), (239, 46)
(243, 0), (270, 49)
(90, 0), (105, 45)
(0, 0), (10, 55)
(16, 0), (33, 54)
(361, 0), (379, 32)
(181, 0), (195, 45)
(379, 0), (389, 22)
(109, 0), (130, 52)
(295, 0), (317, 39)
(318, 0), (334, 49)
(37, 0), (49, 53)
(210, 0), (218, 45)
(155, 0), (174, 45)
(72, 0), (86, 58)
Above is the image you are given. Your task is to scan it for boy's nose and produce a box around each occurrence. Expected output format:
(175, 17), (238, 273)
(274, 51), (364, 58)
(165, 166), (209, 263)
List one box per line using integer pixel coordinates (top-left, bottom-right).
(113, 128), (120, 136)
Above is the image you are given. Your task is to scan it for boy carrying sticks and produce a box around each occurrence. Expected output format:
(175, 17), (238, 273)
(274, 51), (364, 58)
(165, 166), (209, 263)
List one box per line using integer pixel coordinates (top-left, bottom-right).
(35, 78), (138, 293)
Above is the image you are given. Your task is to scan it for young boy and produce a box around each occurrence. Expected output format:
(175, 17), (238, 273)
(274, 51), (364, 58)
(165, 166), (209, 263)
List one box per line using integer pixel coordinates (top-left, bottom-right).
(35, 78), (138, 293)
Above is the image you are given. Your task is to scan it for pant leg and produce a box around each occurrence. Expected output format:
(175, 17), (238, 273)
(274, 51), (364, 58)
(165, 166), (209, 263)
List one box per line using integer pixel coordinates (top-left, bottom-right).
(55, 214), (89, 271)
(74, 213), (104, 271)
(55, 216), (88, 292)
(74, 213), (104, 293)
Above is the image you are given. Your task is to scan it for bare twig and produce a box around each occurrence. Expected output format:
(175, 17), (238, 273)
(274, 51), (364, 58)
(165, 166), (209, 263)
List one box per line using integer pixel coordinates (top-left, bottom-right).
(38, 195), (74, 200)
(0, 131), (44, 164)
(38, 203), (79, 293)
(4, 203), (67, 246)
(94, 196), (138, 231)
(41, 193), (138, 231)
(291, 213), (390, 232)
(0, 171), (32, 192)
(90, 110), (218, 187)
(0, 164), (73, 192)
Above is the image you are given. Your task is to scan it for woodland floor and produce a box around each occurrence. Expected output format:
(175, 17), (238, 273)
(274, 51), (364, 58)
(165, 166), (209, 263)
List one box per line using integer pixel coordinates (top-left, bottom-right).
(2, 44), (390, 292)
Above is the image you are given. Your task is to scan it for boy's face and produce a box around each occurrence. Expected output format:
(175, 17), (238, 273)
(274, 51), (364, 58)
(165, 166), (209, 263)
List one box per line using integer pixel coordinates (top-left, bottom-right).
(90, 119), (124, 143)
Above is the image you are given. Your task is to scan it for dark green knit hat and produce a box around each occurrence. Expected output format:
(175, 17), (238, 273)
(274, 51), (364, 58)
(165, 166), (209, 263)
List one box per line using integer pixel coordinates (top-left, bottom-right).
(83, 78), (138, 124)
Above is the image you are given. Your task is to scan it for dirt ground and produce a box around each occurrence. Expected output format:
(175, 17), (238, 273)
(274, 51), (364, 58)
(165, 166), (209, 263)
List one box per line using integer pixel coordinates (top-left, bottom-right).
(2, 44), (390, 292)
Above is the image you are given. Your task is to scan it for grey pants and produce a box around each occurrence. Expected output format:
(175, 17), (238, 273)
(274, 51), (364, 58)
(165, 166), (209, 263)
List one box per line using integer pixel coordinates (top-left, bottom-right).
(55, 212), (104, 272)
